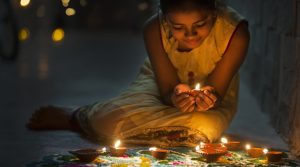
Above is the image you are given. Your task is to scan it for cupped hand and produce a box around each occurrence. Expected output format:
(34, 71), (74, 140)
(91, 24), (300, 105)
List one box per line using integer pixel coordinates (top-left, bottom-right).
(172, 84), (195, 112)
(195, 86), (218, 112)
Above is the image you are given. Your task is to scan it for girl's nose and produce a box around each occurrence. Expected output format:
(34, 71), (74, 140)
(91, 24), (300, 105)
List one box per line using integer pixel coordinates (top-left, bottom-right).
(184, 28), (197, 37)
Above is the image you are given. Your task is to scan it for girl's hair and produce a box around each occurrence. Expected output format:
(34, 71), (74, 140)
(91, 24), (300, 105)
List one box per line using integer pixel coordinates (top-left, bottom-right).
(159, 0), (217, 14)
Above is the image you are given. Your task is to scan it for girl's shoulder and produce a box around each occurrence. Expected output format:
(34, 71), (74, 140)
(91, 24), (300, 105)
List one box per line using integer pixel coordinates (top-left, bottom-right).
(143, 13), (160, 35)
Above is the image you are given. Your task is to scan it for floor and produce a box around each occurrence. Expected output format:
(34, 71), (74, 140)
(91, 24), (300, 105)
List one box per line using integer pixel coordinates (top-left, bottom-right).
(0, 30), (288, 167)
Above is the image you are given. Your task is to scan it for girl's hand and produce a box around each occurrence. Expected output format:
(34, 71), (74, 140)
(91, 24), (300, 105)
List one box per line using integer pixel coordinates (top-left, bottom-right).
(195, 86), (218, 112)
(172, 84), (195, 112)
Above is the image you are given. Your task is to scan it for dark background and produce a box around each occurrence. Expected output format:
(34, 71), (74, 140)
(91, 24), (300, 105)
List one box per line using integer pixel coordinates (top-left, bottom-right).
(0, 0), (292, 166)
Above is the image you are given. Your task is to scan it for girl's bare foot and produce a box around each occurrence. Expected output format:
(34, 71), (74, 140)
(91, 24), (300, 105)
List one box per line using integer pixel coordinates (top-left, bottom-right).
(27, 105), (74, 130)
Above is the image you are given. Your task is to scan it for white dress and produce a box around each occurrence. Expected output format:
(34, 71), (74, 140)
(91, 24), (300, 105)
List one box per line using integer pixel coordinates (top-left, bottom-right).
(76, 6), (246, 147)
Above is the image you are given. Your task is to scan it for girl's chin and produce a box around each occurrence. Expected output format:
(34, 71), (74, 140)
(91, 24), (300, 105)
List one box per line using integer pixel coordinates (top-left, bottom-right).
(178, 41), (202, 51)
(184, 43), (201, 50)
(180, 40), (202, 49)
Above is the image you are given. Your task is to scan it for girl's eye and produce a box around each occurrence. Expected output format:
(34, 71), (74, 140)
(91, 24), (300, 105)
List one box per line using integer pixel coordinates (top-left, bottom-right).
(172, 26), (183, 30)
(195, 22), (206, 27)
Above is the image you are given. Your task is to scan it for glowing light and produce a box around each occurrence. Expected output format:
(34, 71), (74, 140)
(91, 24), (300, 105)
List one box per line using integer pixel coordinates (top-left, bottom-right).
(114, 140), (121, 148)
(200, 142), (205, 148)
(20, 0), (30, 7)
(149, 147), (157, 151)
(102, 147), (106, 152)
(263, 148), (268, 154)
(195, 145), (200, 152)
(221, 137), (228, 144)
(52, 28), (64, 42)
(245, 144), (251, 150)
(65, 8), (76, 16)
(61, 0), (70, 7)
(195, 83), (201, 90)
(19, 28), (30, 41)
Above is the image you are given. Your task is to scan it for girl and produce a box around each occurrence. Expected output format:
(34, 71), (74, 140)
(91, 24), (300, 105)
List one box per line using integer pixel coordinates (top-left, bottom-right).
(27, 0), (250, 147)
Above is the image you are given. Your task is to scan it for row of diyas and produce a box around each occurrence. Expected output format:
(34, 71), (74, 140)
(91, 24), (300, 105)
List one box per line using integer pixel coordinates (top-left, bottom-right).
(193, 137), (283, 162)
(222, 137), (283, 162)
(245, 144), (283, 162)
(110, 138), (284, 162)
(69, 140), (172, 162)
(69, 137), (283, 163)
(68, 140), (127, 162)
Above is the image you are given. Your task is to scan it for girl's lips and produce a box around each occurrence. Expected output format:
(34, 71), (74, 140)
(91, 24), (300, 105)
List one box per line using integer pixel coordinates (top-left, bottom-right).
(185, 39), (200, 45)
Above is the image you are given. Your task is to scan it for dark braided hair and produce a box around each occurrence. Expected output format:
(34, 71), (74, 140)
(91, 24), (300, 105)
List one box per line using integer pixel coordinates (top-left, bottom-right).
(159, 0), (216, 14)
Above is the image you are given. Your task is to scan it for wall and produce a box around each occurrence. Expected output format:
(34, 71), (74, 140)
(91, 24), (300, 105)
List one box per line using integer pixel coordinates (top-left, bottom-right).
(225, 0), (300, 157)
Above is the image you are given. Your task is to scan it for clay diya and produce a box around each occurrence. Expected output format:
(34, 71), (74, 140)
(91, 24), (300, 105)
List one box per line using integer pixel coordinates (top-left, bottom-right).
(69, 148), (101, 162)
(266, 151), (283, 162)
(196, 143), (227, 162)
(246, 147), (264, 158)
(221, 137), (241, 151)
(110, 147), (127, 156)
(110, 140), (127, 156)
(149, 147), (170, 160)
(188, 83), (201, 96)
(225, 141), (241, 151)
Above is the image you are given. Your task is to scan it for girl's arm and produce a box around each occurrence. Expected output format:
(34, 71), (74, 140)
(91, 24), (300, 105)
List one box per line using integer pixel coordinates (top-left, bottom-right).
(206, 21), (250, 101)
(143, 14), (179, 105)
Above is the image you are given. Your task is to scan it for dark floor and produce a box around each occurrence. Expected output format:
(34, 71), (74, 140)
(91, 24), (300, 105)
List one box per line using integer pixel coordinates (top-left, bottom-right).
(0, 30), (288, 167)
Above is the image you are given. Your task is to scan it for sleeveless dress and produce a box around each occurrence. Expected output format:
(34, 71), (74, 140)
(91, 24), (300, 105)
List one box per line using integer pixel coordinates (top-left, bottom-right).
(75, 6), (246, 147)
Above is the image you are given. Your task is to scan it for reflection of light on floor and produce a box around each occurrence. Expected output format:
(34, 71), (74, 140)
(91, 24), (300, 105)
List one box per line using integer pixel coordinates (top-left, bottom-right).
(37, 54), (49, 80)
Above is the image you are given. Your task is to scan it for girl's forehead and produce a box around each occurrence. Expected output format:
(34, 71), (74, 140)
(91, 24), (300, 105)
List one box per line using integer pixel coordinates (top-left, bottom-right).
(166, 10), (212, 22)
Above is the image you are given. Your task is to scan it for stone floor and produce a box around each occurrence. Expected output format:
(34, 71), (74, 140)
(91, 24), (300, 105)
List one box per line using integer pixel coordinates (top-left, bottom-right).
(0, 30), (288, 167)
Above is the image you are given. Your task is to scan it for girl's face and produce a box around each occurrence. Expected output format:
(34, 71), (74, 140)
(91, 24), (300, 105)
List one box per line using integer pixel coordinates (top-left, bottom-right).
(165, 9), (216, 51)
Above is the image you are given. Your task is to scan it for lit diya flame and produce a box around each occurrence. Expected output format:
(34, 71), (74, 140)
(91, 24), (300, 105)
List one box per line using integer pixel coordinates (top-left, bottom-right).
(195, 83), (201, 90)
(114, 140), (121, 148)
(263, 148), (269, 154)
(110, 140), (127, 156)
(245, 144), (251, 150)
(195, 145), (200, 152)
(149, 147), (169, 160)
(200, 142), (205, 148)
(221, 137), (228, 144)
(102, 147), (107, 153)
(149, 147), (157, 151)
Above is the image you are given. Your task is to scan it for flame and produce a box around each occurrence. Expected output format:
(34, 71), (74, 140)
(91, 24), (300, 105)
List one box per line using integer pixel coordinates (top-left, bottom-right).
(200, 142), (205, 148)
(102, 147), (106, 152)
(114, 140), (121, 148)
(149, 147), (157, 151)
(195, 83), (201, 90)
(245, 144), (251, 150)
(263, 148), (269, 154)
(195, 145), (200, 152)
(221, 137), (228, 144)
